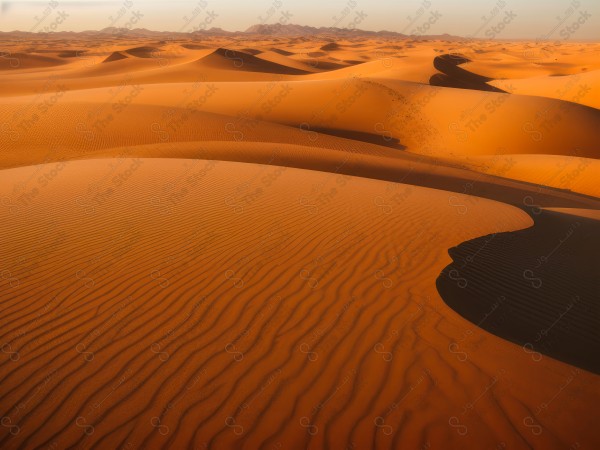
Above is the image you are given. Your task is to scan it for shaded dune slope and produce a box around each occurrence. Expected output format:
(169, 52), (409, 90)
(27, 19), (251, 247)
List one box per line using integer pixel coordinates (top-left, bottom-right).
(0, 97), (598, 212)
(270, 48), (295, 56)
(197, 48), (311, 75)
(320, 42), (341, 51)
(103, 51), (129, 63)
(437, 209), (600, 374)
(0, 52), (68, 70)
(430, 54), (506, 93)
(125, 46), (162, 58)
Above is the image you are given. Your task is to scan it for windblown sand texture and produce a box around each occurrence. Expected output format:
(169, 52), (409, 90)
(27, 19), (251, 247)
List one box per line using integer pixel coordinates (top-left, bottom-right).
(0, 34), (599, 449)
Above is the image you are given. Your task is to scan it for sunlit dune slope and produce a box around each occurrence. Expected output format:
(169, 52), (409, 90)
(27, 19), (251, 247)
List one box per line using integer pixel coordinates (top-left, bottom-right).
(1, 158), (598, 449)
(3, 75), (599, 161)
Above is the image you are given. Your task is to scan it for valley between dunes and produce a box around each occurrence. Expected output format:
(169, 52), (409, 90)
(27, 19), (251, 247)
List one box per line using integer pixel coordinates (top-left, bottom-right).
(0, 34), (599, 449)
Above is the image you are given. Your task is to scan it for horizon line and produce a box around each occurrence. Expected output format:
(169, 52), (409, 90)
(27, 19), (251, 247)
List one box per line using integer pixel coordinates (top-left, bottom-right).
(1, 23), (599, 42)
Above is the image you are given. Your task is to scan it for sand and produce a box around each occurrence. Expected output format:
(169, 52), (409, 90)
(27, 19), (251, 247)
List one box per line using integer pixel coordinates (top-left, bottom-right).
(0, 34), (599, 449)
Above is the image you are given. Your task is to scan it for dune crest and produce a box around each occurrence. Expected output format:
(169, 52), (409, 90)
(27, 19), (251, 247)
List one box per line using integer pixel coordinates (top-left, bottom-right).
(103, 51), (129, 63)
(196, 47), (311, 75)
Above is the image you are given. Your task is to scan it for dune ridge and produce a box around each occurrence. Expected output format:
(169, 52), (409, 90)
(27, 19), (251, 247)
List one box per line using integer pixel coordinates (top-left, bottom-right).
(196, 48), (311, 75)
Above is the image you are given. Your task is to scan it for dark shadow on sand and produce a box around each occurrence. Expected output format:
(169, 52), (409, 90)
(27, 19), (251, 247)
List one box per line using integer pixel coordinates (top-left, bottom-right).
(201, 48), (311, 75)
(437, 209), (600, 374)
(311, 128), (407, 151)
(430, 53), (506, 93)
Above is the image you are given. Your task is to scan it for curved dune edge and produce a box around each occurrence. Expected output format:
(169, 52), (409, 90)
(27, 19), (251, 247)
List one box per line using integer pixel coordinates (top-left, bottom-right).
(103, 51), (129, 63)
(124, 47), (162, 58)
(1, 81), (599, 206)
(57, 142), (600, 206)
(543, 207), (600, 221)
(1, 158), (599, 449)
(454, 154), (600, 199)
(429, 54), (506, 93)
(437, 208), (600, 375)
(195, 48), (312, 75)
(0, 52), (68, 71)
(2, 76), (599, 161)
(490, 69), (600, 109)
(2, 140), (599, 213)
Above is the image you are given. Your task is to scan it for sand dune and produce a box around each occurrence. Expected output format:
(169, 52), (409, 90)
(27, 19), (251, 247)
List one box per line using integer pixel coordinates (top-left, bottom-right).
(196, 48), (311, 75)
(544, 207), (600, 221)
(0, 52), (68, 70)
(430, 54), (506, 93)
(2, 158), (599, 450)
(255, 51), (322, 73)
(0, 34), (599, 449)
(124, 46), (163, 58)
(438, 208), (600, 374)
(320, 42), (340, 51)
(457, 155), (600, 198)
(1, 58), (599, 197)
(180, 44), (212, 50)
(271, 48), (295, 56)
(2, 84), (600, 203)
(103, 51), (129, 63)
(491, 69), (600, 109)
(58, 50), (84, 58)
(240, 48), (263, 56)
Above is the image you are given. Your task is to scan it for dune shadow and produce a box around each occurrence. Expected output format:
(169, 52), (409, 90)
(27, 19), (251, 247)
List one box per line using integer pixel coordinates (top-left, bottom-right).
(58, 50), (84, 58)
(198, 48), (311, 75)
(103, 51), (129, 63)
(436, 209), (600, 374)
(311, 127), (407, 150)
(181, 43), (212, 50)
(241, 48), (263, 55)
(321, 42), (340, 51)
(343, 60), (366, 66)
(430, 53), (506, 93)
(270, 48), (295, 56)
(429, 73), (506, 92)
(125, 46), (161, 58)
(0, 52), (68, 70)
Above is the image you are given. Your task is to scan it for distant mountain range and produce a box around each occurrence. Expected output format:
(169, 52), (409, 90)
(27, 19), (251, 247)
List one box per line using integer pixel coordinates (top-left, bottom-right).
(244, 23), (413, 37)
(0, 23), (464, 40)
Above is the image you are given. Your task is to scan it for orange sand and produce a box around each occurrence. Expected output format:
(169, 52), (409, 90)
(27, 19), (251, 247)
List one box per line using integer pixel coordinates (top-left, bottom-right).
(0, 34), (599, 449)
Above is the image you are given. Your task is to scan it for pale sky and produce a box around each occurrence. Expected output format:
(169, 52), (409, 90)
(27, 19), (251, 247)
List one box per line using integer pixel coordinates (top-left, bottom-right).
(1, 0), (599, 40)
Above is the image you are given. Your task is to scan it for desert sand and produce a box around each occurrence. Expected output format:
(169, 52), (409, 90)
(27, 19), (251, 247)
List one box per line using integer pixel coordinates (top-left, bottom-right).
(0, 33), (599, 449)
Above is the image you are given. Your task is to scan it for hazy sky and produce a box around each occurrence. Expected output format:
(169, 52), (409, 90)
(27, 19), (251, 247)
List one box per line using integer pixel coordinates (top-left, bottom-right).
(1, 0), (599, 39)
